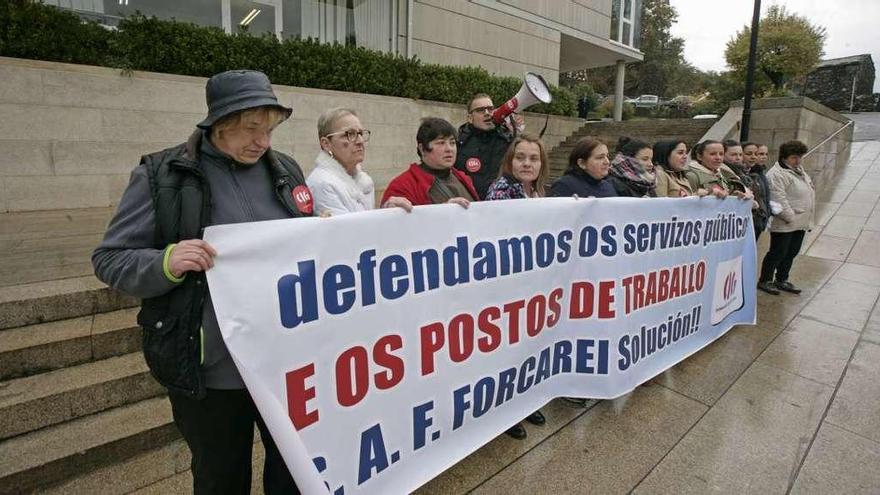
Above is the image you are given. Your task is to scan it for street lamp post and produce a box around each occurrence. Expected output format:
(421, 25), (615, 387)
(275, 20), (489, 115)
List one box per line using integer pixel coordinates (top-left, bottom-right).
(740, 0), (761, 142)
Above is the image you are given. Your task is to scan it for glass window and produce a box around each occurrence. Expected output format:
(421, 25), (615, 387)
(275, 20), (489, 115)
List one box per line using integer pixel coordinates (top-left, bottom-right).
(300, 0), (393, 52)
(610, 0), (620, 43)
(45, 0), (395, 52)
(104, 0), (224, 28)
(232, 0), (276, 36)
(610, 0), (638, 47)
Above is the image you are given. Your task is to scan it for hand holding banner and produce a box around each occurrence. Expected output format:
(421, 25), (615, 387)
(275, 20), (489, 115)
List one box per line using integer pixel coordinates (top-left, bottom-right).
(205, 197), (756, 494)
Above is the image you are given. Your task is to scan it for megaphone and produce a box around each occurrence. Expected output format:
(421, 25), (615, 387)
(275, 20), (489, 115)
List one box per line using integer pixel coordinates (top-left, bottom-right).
(492, 72), (553, 125)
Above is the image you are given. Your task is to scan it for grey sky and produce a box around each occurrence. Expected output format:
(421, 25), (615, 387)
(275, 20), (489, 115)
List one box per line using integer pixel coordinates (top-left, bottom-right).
(668, 0), (880, 91)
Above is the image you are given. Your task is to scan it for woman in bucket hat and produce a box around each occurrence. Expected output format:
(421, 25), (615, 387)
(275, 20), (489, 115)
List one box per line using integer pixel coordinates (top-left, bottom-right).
(93, 70), (309, 494)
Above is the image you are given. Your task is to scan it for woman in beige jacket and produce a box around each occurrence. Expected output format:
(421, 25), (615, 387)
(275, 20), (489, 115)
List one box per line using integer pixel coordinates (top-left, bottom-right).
(653, 140), (701, 197)
(758, 140), (813, 295)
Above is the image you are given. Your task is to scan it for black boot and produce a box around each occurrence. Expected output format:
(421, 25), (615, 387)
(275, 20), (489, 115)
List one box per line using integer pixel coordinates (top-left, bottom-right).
(525, 410), (545, 426)
(757, 280), (780, 295)
(506, 423), (527, 440)
(775, 280), (802, 294)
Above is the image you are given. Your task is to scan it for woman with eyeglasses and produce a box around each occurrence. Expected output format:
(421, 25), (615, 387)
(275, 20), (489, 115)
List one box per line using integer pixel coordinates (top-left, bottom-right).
(308, 107), (411, 215)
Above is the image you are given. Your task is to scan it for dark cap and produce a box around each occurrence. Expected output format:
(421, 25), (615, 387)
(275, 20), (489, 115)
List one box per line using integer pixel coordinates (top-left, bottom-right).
(197, 70), (292, 129)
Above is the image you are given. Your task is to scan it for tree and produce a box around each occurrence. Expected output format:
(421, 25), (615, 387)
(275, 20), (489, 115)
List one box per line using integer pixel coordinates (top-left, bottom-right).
(725, 6), (825, 94)
(630, 0), (685, 95)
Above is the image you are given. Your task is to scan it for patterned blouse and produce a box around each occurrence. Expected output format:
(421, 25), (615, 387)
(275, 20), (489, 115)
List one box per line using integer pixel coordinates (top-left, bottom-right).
(485, 175), (540, 200)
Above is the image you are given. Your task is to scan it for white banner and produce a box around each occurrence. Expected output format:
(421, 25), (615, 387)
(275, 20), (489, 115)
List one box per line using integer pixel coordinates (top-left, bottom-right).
(205, 197), (757, 494)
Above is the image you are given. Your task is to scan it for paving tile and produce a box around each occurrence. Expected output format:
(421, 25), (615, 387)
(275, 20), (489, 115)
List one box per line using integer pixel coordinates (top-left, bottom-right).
(757, 317), (859, 386)
(418, 398), (591, 494)
(804, 234), (855, 261)
(790, 422), (880, 495)
(832, 262), (880, 287)
(835, 199), (876, 218)
(651, 322), (783, 405)
(633, 363), (833, 495)
(813, 202), (841, 227)
(799, 279), (880, 331)
(756, 296), (803, 329)
(844, 190), (880, 204)
(866, 212), (880, 232)
(825, 341), (880, 444)
(848, 230), (880, 267)
(466, 385), (706, 495)
(784, 255), (841, 296)
(816, 187), (852, 203)
(819, 214), (868, 239)
(855, 178), (880, 192)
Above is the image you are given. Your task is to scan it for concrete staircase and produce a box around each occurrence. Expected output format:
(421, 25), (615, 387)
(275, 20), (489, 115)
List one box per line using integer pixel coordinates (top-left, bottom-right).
(0, 206), (276, 494)
(0, 278), (178, 494)
(0, 211), (162, 493)
(547, 118), (717, 179)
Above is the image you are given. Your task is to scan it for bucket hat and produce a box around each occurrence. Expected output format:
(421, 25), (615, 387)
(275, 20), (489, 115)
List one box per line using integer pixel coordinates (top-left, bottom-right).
(197, 70), (292, 129)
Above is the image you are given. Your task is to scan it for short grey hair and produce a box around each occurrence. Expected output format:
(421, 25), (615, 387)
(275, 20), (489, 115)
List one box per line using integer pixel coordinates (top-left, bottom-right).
(318, 107), (358, 139)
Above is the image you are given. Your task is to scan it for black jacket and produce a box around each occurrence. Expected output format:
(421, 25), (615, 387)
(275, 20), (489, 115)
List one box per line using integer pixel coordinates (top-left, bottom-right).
(749, 164), (772, 233)
(93, 131), (311, 397)
(454, 123), (513, 199)
(550, 168), (618, 198)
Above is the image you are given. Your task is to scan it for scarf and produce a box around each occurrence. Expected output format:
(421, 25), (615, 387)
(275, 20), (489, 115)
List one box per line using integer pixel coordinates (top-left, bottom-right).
(610, 153), (656, 196)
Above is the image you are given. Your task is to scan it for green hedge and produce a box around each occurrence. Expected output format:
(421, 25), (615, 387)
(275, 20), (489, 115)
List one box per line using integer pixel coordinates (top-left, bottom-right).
(0, 1), (576, 116)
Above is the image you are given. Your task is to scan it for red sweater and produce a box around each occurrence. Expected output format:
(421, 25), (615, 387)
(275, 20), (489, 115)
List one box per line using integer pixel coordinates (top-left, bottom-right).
(381, 163), (479, 206)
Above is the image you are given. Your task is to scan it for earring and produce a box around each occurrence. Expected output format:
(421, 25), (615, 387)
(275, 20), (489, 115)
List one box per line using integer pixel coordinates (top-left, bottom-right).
(328, 150), (334, 158)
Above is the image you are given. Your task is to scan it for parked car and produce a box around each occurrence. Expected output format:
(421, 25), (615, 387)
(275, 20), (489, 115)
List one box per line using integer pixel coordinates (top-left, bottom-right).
(626, 94), (660, 108)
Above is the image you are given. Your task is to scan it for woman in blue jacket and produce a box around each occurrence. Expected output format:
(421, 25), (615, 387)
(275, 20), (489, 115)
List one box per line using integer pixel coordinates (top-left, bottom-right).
(549, 137), (617, 198)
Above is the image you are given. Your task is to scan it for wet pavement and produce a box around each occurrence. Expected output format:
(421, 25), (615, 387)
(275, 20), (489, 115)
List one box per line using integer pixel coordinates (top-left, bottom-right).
(413, 123), (880, 494)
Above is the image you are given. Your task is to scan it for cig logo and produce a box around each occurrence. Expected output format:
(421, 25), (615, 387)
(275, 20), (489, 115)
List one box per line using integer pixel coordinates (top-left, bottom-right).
(723, 271), (738, 300)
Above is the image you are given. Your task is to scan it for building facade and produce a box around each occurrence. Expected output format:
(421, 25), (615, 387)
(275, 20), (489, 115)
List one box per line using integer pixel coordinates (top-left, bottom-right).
(44, 0), (642, 89)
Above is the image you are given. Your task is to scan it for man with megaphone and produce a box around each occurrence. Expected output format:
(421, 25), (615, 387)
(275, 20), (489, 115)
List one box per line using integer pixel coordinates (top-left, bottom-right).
(455, 73), (552, 199)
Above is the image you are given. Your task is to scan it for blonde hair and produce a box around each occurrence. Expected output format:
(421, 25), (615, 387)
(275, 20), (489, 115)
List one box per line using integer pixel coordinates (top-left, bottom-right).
(318, 107), (358, 139)
(499, 133), (550, 197)
(211, 106), (287, 139)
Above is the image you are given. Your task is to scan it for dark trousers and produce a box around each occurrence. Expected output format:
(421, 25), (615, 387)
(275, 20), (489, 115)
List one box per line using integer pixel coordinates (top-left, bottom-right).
(168, 389), (300, 495)
(760, 230), (806, 283)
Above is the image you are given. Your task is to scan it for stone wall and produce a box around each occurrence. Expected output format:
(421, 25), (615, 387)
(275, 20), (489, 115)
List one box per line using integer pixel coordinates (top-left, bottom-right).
(730, 97), (853, 194)
(803, 55), (876, 112)
(0, 57), (585, 213)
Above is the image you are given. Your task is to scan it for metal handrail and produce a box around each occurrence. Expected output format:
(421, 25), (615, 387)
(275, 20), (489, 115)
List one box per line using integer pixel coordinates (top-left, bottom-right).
(803, 120), (854, 158)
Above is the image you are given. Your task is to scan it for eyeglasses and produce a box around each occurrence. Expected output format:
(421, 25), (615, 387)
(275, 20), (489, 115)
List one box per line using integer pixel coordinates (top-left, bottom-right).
(325, 128), (371, 143)
(469, 105), (495, 115)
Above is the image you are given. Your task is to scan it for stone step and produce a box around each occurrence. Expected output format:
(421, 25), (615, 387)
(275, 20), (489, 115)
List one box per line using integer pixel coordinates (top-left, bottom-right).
(0, 396), (178, 495)
(0, 352), (164, 440)
(0, 276), (138, 330)
(43, 438), (193, 495)
(553, 131), (714, 150)
(0, 307), (140, 380)
(130, 442), (267, 495)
